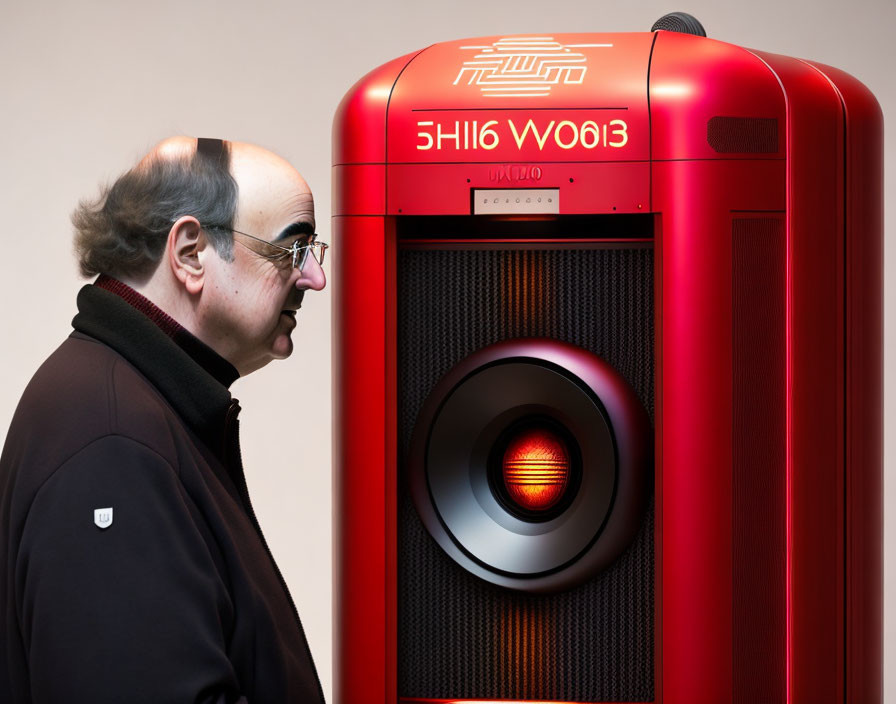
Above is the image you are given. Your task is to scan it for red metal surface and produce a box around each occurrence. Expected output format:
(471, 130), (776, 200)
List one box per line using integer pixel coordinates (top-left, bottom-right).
(382, 33), (653, 216)
(387, 162), (648, 215)
(650, 32), (785, 161)
(332, 164), (385, 216)
(333, 215), (393, 704)
(754, 49), (847, 704)
(333, 51), (421, 167)
(652, 159), (785, 704)
(331, 71), (405, 704)
(649, 33), (789, 704)
(386, 34), (652, 165)
(333, 28), (882, 704)
(806, 60), (884, 704)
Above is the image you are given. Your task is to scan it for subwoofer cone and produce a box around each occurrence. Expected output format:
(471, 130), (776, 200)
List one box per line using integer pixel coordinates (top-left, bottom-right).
(408, 338), (651, 593)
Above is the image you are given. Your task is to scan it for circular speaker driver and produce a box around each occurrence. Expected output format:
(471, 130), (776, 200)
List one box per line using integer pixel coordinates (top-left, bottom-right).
(408, 338), (651, 593)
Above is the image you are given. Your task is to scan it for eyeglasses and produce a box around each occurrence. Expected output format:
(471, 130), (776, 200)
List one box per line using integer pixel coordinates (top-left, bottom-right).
(208, 226), (328, 271)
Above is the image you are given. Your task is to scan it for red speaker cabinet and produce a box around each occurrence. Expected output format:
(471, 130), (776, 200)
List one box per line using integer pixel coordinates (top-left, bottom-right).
(333, 27), (882, 704)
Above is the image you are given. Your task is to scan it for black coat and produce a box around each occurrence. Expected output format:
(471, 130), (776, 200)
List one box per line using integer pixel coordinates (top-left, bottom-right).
(0, 282), (324, 703)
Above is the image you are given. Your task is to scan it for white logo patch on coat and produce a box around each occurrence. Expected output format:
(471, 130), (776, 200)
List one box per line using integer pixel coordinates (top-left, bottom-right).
(94, 507), (113, 530)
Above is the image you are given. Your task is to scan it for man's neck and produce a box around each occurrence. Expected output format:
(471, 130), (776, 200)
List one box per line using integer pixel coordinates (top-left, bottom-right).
(120, 271), (198, 333)
(94, 275), (239, 387)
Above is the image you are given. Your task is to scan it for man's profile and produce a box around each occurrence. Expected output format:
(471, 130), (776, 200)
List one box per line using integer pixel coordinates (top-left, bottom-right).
(0, 136), (326, 703)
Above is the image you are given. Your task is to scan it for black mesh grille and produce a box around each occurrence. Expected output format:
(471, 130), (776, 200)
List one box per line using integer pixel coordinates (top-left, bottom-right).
(397, 245), (655, 701)
(732, 217), (786, 703)
(707, 116), (779, 154)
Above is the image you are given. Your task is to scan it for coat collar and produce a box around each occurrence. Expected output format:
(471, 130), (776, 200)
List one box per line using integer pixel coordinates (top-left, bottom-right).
(71, 278), (239, 455)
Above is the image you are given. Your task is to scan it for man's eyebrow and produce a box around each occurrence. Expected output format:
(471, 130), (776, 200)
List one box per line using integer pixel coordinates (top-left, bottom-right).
(273, 222), (315, 242)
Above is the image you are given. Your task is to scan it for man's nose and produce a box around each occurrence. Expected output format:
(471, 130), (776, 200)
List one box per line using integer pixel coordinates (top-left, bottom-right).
(296, 255), (326, 291)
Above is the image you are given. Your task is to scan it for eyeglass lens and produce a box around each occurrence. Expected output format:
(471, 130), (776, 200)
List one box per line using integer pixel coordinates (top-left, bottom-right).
(291, 237), (326, 270)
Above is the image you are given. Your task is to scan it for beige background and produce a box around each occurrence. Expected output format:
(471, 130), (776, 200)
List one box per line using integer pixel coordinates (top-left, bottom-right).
(1, 0), (891, 700)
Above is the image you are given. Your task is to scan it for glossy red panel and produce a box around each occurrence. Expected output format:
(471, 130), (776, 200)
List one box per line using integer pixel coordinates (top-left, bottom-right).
(387, 34), (653, 164)
(754, 50), (847, 704)
(333, 215), (396, 704)
(333, 51), (421, 166)
(387, 162), (648, 214)
(804, 59), (884, 704)
(332, 164), (385, 216)
(650, 32), (785, 161)
(653, 158), (785, 704)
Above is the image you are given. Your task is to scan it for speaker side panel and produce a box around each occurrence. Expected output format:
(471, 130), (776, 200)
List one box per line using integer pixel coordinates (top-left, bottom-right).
(653, 159), (785, 704)
(334, 216), (396, 704)
(753, 52), (848, 704)
(804, 61), (885, 704)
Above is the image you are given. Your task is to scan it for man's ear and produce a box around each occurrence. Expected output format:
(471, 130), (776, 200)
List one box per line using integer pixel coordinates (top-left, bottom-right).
(167, 216), (207, 295)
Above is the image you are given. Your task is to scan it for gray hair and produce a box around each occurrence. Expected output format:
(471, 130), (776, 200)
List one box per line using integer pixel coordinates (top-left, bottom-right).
(72, 140), (238, 279)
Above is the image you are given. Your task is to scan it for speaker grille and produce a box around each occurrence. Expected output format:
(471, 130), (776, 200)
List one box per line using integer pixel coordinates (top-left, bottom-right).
(707, 116), (779, 154)
(397, 245), (654, 701)
(732, 217), (786, 703)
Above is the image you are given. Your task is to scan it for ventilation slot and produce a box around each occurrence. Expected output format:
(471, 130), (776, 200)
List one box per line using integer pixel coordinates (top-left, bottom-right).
(708, 117), (779, 154)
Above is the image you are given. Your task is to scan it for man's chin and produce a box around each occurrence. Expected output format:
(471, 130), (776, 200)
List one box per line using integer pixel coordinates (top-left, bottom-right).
(240, 331), (294, 376)
(270, 333), (294, 360)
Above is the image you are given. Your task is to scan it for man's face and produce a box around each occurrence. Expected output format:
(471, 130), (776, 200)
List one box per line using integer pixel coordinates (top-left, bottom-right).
(199, 156), (325, 376)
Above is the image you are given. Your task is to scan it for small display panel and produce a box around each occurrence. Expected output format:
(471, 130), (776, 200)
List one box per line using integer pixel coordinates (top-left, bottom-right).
(473, 188), (560, 215)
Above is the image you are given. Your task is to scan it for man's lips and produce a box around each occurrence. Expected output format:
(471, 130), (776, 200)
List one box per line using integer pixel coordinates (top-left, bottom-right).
(281, 290), (305, 318)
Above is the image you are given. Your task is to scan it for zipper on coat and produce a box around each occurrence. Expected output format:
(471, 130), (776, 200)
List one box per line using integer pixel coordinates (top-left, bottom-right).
(224, 399), (326, 703)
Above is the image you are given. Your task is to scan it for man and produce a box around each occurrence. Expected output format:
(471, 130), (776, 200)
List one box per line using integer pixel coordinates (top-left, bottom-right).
(0, 137), (327, 703)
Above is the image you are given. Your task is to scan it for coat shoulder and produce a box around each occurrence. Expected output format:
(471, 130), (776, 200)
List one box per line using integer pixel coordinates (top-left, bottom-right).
(2, 334), (180, 487)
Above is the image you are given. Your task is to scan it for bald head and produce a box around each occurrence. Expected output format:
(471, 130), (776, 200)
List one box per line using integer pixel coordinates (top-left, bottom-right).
(72, 136), (315, 283)
(140, 136), (315, 244)
(228, 141), (315, 243)
(142, 135), (196, 164)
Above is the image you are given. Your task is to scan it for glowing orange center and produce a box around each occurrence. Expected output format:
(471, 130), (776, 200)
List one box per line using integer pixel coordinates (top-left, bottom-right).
(502, 427), (570, 511)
